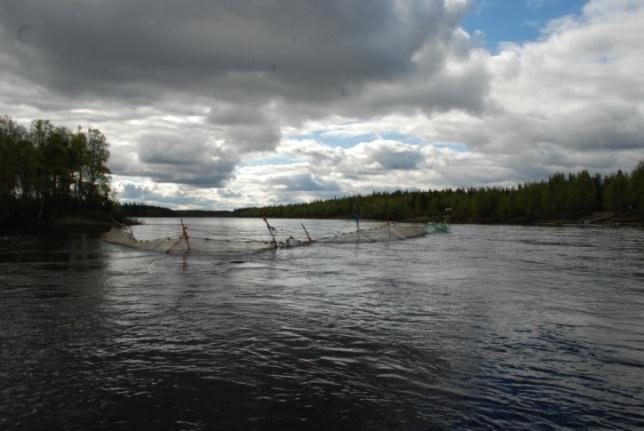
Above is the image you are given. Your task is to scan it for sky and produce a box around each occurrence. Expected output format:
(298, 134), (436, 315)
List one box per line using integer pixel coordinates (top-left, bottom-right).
(0, 0), (643, 210)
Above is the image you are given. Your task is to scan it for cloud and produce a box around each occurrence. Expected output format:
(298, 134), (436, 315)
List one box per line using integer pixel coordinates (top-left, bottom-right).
(208, 104), (281, 152)
(464, 0), (644, 166)
(115, 181), (212, 209)
(551, 104), (644, 150)
(135, 131), (239, 187)
(119, 183), (146, 201)
(366, 141), (424, 170)
(0, 1), (473, 103)
(271, 173), (340, 192)
(274, 137), (446, 192)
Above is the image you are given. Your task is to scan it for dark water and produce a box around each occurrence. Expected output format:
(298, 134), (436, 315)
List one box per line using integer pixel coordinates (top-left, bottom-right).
(1, 219), (644, 430)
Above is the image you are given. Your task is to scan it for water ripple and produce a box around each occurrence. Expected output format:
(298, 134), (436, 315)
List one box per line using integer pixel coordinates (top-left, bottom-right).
(1, 220), (644, 429)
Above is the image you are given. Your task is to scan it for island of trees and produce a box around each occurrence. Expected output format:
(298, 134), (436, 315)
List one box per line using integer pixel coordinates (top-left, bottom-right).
(0, 116), (112, 226)
(2, 115), (643, 227)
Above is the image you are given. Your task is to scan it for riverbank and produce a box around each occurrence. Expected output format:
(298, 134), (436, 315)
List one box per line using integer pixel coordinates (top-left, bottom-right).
(407, 211), (644, 227)
(0, 209), (137, 231)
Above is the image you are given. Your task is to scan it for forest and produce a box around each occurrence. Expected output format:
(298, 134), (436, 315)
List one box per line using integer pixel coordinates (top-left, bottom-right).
(0, 116), (112, 225)
(233, 163), (644, 224)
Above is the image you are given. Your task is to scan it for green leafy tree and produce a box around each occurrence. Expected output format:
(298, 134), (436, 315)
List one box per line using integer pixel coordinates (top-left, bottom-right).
(69, 129), (89, 200)
(85, 128), (111, 206)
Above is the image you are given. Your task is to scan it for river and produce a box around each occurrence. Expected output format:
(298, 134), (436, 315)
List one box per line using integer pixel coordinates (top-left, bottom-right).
(1, 218), (643, 429)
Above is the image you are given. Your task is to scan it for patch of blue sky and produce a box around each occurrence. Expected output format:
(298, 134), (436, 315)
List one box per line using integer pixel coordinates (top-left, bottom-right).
(463, 0), (587, 50)
(433, 142), (469, 152)
(289, 130), (471, 152)
(290, 130), (426, 148)
(379, 132), (425, 145)
(290, 130), (373, 148)
(241, 155), (302, 167)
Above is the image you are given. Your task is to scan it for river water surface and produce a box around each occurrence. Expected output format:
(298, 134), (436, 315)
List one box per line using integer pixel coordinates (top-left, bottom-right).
(1, 218), (643, 429)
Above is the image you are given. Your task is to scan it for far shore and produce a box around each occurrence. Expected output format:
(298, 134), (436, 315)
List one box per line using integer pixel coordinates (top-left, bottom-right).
(6, 214), (643, 230)
(2, 209), (643, 231)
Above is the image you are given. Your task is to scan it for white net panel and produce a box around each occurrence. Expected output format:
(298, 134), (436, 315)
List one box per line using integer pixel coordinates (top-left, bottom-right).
(103, 228), (275, 257)
(320, 223), (429, 243)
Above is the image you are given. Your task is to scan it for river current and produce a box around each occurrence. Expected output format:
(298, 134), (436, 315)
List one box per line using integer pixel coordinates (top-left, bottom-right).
(1, 218), (643, 429)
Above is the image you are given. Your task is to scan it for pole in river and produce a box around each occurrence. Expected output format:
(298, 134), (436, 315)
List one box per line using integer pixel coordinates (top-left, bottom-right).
(301, 223), (313, 243)
(353, 208), (360, 243)
(180, 218), (190, 250)
(263, 217), (278, 248)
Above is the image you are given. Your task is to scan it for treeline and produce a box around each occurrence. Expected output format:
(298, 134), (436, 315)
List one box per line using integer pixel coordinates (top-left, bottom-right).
(233, 162), (644, 223)
(117, 202), (176, 217)
(0, 116), (112, 225)
(115, 202), (232, 218)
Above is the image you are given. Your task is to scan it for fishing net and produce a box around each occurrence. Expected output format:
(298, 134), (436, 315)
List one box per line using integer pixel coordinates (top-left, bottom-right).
(103, 220), (447, 257)
(103, 228), (276, 257)
(320, 223), (430, 243)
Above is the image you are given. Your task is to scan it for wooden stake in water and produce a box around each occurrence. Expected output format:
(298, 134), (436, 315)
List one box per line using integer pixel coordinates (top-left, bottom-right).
(263, 218), (278, 248)
(353, 209), (360, 243)
(180, 218), (190, 250)
(301, 223), (313, 243)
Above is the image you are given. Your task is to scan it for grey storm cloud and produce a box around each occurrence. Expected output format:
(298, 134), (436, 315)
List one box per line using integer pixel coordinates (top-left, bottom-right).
(551, 105), (644, 150)
(368, 144), (423, 170)
(271, 173), (340, 192)
(136, 131), (239, 187)
(467, 103), (644, 156)
(209, 105), (282, 152)
(0, 0), (472, 103)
